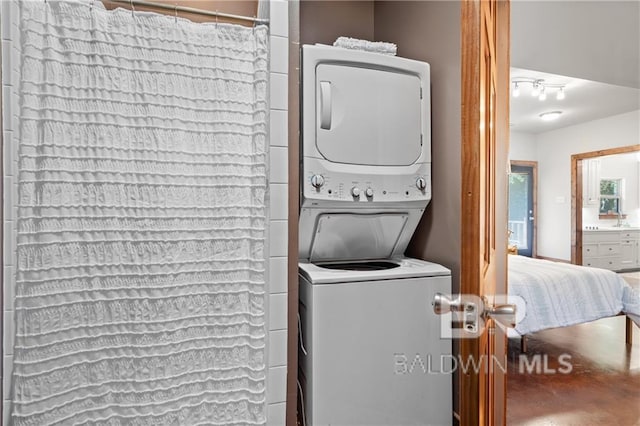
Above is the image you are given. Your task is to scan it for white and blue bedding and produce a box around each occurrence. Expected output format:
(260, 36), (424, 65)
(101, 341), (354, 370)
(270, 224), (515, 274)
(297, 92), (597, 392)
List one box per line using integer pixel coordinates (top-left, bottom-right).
(508, 255), (640, 336)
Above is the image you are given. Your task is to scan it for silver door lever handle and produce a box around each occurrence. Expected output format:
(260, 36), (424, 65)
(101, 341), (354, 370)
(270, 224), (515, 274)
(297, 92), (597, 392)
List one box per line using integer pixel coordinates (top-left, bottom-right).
(433, 293), (517, 328)
(484, 304), (517, 328)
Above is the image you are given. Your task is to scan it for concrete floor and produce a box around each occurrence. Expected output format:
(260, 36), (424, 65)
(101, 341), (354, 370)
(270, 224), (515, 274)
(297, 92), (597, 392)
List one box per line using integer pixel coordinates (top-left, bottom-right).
(507, 310), (640, 425)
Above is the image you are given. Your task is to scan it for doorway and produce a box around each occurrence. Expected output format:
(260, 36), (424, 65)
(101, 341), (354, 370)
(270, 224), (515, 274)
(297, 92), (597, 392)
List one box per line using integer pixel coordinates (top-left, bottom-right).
(508, 161), (537, 257)
(570, 144), (640, 265)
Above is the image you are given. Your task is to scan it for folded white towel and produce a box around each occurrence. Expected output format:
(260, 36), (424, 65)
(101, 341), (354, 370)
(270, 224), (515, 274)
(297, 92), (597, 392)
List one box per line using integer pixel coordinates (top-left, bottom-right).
(333, 37), (397, 56)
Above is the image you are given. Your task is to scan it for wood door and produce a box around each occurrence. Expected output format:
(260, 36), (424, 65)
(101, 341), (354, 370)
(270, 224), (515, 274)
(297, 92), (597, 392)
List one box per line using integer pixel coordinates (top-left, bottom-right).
(460, 0), (510, 425)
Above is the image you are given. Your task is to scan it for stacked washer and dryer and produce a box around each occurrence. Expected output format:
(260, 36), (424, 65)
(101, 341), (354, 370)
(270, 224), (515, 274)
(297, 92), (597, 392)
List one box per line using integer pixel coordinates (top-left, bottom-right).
(297, 45), (453, 425)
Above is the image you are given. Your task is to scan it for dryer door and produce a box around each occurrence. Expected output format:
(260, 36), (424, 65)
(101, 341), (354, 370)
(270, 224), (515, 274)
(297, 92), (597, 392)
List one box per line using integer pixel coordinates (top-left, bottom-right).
(315, 64), (422, 166)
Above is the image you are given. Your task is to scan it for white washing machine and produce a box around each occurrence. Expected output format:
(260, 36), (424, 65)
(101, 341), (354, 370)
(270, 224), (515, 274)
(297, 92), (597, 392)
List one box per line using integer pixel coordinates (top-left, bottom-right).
(298, 258), (452, 426)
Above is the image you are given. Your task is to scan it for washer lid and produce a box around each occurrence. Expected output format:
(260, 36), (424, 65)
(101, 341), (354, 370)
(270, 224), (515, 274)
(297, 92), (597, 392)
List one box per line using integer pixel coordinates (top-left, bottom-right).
(309, 213), (408, 262)
(299, 257), (451, 284)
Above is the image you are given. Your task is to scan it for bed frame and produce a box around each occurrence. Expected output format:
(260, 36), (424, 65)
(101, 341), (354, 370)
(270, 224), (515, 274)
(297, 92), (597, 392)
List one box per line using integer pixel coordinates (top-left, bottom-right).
(520, 315), (635, 353)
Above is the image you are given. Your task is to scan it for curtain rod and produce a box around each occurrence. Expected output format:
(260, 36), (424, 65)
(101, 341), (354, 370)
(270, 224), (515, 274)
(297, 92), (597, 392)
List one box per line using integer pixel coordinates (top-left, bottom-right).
(108, 0), (269, 25)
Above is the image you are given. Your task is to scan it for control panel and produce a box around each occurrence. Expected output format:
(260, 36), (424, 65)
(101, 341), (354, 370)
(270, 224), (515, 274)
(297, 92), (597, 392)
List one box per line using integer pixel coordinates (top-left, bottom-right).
(302, 160), (431, 204)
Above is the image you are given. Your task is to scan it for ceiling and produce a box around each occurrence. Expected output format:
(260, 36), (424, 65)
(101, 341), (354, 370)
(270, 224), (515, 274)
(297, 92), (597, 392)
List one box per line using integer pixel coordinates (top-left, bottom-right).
(510, 1), (640, 135)
(511, 1), (640, 90)
(509, 67), (640, 134)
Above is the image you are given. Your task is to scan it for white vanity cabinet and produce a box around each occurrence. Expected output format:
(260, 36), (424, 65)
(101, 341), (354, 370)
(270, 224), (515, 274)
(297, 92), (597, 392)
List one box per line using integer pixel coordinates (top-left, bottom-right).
(583, 229), (640, 271)
(619, 230), (639, 270)
(582, 231), (620, 270)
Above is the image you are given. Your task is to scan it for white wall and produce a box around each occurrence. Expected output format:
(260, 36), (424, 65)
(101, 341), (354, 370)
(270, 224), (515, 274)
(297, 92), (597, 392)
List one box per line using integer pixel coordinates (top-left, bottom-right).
(509, 131), (537, 161)
(534, 109), (640, 260)
(1, 1), (290, 424)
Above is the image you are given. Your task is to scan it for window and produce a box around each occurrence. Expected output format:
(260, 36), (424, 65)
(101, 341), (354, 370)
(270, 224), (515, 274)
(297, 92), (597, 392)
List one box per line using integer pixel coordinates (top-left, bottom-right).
(599, 178), (623, 215)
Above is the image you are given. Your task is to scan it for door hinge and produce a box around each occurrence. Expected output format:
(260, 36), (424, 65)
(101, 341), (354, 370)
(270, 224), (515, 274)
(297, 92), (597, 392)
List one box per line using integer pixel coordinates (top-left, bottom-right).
(420, 134), (423, 146)
(420, 87), (423, 99)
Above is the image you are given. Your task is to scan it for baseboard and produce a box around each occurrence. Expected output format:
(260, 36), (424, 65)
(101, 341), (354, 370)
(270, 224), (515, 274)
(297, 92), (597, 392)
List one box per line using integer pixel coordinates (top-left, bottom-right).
(618, 268), (640, 273)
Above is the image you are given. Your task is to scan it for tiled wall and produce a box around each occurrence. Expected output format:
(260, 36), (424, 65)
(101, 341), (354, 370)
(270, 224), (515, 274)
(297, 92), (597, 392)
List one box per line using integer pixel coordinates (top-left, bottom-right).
(0, 1), (290, 424)
(1, 1), (19, 423)
(266, 0), (290, 423)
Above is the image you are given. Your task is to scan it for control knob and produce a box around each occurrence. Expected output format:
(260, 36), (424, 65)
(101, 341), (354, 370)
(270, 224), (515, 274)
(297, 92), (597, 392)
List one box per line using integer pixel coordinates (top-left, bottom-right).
(416, 177), (427, 191)
(365, 188), (374, 198)
(351, 187), (361, 198)
(310, 174), (325, 189)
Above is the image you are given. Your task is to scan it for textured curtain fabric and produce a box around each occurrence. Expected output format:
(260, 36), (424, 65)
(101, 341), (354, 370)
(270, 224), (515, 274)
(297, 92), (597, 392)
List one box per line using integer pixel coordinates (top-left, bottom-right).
(11, 1), (268, 424)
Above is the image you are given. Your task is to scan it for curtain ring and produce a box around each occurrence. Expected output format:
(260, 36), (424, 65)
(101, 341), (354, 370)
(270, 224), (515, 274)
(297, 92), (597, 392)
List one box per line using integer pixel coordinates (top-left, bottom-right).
(215, 11), (219, 27)
(175, 4), (178, 23)
(90, 0), (94, 11)
(130, 0), (135, 17)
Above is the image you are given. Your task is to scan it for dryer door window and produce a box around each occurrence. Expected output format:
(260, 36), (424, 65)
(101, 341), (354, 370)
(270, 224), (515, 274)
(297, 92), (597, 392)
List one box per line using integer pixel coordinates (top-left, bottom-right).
(315, 64), (422, 166)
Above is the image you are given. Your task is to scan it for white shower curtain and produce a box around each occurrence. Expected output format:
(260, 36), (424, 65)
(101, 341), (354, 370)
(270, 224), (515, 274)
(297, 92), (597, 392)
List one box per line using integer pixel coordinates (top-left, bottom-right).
(11, 1), (268, 424)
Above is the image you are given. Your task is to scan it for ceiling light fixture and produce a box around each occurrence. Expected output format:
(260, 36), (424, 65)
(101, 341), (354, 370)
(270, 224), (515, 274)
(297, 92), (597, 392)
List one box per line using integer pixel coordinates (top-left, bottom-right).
(511, 78), (567, 101)
(539, 111), (563, 121)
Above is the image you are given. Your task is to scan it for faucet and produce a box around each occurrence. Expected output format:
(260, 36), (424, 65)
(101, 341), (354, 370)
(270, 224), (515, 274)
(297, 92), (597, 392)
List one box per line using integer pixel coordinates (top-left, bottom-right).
(616, 210), (624, 227)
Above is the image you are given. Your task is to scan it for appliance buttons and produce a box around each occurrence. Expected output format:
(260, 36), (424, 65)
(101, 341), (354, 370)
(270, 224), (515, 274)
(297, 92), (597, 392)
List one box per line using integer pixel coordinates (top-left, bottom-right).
(351, 187), (361, 198)
(310, 174), (325, 188)
(365, 188), (374, 198)
(416, 177), (427, 191)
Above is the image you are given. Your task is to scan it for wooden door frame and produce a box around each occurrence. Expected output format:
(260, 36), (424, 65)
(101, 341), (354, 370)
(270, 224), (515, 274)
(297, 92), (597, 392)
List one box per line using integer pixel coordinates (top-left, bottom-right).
(459, 0), (483, 419)
(460, 0), (510, 424)
(510, 160), (538, 258)
(570, 144), (640, 265)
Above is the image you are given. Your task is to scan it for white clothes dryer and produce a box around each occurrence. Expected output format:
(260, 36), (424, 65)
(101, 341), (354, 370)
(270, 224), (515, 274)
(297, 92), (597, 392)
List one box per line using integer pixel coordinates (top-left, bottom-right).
(299, 45), (432, 264)
(298, 258), (453, 426)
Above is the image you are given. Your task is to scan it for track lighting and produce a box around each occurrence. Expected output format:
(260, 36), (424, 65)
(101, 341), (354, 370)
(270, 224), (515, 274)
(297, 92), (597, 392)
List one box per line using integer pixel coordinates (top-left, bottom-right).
(531, 81), (541, 97)
(512, 82), (520, 98)
(538, 86), (547, 101)
(511, 78), (566, 101)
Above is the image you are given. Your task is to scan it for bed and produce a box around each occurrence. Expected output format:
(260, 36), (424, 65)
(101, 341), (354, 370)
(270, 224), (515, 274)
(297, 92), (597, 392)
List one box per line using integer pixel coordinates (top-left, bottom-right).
(507, 255), (640, 350)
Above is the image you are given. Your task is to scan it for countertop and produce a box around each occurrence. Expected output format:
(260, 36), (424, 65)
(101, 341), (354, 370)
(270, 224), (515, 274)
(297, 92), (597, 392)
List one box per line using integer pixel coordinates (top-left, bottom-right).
(583, 226), (640, 231)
